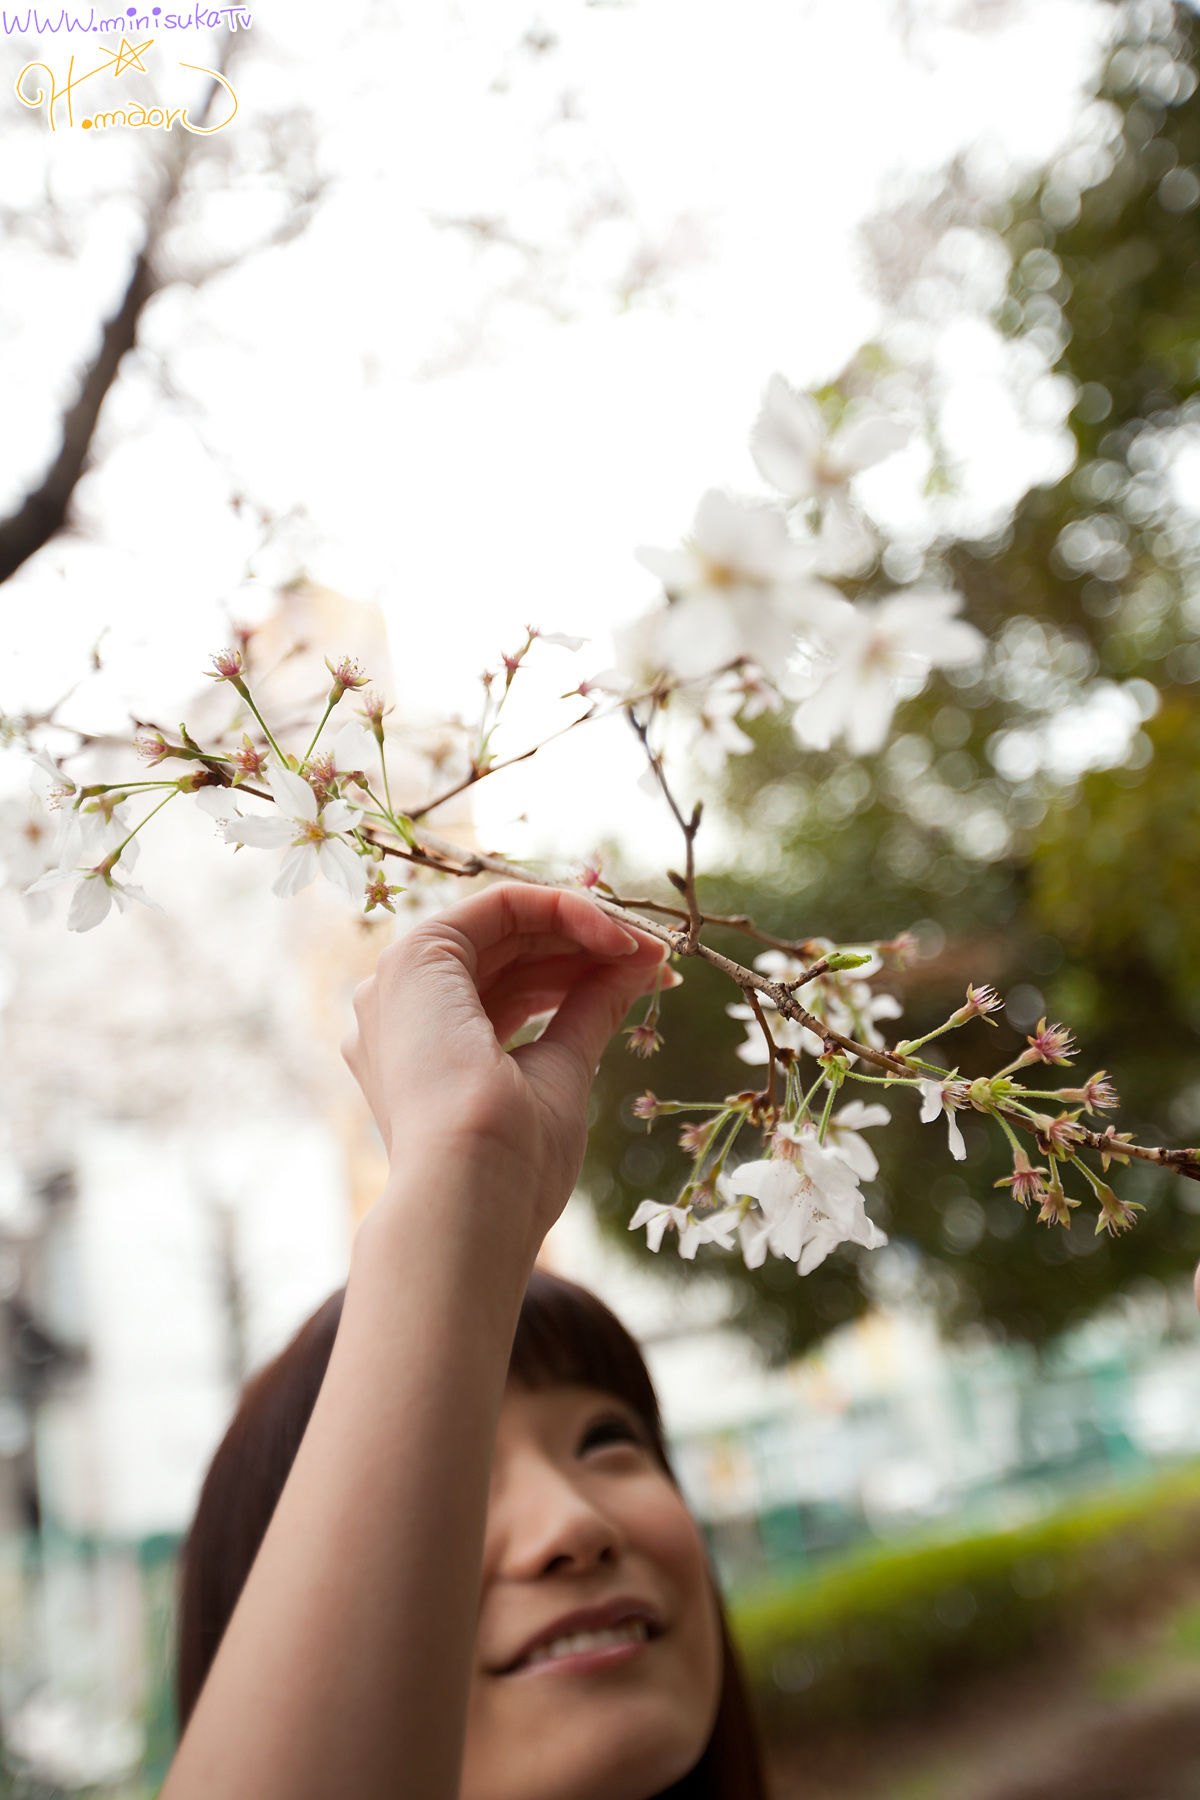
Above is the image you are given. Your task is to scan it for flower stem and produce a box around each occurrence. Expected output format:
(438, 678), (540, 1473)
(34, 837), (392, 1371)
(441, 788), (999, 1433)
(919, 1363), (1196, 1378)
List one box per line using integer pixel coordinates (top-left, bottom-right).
(691, 1110), (733, 1176)
(1067, 1153), (1104, 1197)
(798, 1071), (826, 1121)
(239, 690), (288, 765)
(894, 1020), (959, 1056)
(993, 1111), (1026, 1160)
(816, 1079), (839, 1145)
(303, 697), (338, 762)
(110, 788), (180, 863)
(845, 1069), (924, 1090)
(380, 744), (394, 818)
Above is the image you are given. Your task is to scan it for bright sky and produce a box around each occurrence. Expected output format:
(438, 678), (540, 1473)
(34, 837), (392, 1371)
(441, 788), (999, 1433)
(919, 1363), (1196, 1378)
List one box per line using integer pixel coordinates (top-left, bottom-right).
(2, 0), (1113, 863)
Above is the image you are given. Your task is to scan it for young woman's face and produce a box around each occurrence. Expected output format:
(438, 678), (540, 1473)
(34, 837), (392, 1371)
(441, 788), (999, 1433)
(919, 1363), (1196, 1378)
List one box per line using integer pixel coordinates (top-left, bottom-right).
(461, 1379), (724, 1800)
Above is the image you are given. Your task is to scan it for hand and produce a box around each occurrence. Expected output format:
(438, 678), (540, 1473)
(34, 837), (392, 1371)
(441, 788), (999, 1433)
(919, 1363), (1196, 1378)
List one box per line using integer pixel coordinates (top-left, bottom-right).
(342, 882), (675, 1244)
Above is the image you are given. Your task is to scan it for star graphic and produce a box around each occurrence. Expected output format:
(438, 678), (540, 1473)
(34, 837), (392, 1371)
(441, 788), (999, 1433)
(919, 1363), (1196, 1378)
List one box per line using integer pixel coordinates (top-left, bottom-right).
(95, 36), (154, 78)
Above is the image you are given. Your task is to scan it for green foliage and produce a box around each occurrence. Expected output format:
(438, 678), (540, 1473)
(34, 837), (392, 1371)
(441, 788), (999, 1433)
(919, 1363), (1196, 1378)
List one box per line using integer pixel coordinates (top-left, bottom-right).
(587, 1), (1200, 1355)
(729, 1464), (1200, 1738)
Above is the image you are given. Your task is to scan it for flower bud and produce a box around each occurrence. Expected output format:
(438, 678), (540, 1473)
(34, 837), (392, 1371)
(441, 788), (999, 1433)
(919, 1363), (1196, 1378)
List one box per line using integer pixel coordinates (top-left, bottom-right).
(624, 1020), (663, 1059)
(206, 648), (247, 692)
(1036, 1168), (1079, 1229)
(994, 1146), (1049, 1209)
(950, 983), (1003, 1026)
(1058, 1071), (1118, 1114)
(1016, 1018), (1077, 1067)
(135, 730), (172, 766)
(325, 656), (369, 703)
(1093, 1183), (1143, 1237)
(823, 951), (873, 974)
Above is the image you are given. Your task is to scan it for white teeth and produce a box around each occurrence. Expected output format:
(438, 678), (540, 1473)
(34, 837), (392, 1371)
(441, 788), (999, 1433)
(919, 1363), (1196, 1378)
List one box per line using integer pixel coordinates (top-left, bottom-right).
(522, 1620), (649, 1667)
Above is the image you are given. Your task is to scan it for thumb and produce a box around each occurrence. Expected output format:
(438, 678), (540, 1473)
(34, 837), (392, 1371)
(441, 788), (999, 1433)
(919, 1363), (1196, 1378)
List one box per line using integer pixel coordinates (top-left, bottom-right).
(517, 959), (668, 1104)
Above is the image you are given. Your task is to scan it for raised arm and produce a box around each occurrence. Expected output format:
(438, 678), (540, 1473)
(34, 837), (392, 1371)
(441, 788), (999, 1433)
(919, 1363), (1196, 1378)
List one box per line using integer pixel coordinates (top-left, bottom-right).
(161, 882), (671, 1800)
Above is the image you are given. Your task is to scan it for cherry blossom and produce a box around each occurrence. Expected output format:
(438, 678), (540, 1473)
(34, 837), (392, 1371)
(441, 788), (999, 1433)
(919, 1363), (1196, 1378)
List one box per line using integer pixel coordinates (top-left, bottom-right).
(786, 588), (984, 755)
(750, 373), (911, 572)
(213, 766), (365, 900)
(27, 750), (78, 801)
(820, 1100), (890, 1181)
(918, 1078), (968, 1161)
(727, 946), (898, 1066)
(625, 487), (846, 682)
(627, 1199), (736, 1259)
(718, 1134), (887, 1275)
(25, 845), (163, 933)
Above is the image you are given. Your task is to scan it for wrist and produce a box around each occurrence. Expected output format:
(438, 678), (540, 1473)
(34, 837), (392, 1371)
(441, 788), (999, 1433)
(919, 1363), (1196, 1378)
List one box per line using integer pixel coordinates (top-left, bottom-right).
(353, 1158), (544, 1292)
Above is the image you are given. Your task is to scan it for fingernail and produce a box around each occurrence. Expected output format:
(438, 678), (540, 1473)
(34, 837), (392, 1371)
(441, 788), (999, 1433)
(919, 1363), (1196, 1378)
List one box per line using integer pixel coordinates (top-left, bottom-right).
(616, 930), (641, 954)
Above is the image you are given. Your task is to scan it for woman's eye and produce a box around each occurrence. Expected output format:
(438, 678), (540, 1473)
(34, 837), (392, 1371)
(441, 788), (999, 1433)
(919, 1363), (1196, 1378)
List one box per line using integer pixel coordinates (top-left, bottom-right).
(580, 1414), (642, 1453)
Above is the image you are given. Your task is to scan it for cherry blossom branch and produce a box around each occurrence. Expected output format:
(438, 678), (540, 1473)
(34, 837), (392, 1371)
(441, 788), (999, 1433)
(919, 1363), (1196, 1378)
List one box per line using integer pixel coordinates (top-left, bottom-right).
(596, 891), (825, 959)
(743, 985), (780, 1113)
(625, 703), (705, 951)
(384, 828), (1200, 1187)
(406, 701), (599, 822)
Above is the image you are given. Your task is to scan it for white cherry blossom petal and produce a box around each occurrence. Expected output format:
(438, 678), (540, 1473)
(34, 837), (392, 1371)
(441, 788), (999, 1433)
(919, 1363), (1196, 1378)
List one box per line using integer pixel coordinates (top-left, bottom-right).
(67, 876), (113, 933)
(195, 787), (242, 821)
(109, 882), (165, 917)
(330, 722), (376, 770)
(225, 816), (296, 849)
(272, 844), (318, 897)
(320, 799), (362, 835)
(268, 765), (319, 822)
(318, 836), (364, 898)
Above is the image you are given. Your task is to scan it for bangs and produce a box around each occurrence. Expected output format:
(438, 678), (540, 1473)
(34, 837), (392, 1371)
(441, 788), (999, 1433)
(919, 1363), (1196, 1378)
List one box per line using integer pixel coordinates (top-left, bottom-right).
(509, 1268), (669, 1468)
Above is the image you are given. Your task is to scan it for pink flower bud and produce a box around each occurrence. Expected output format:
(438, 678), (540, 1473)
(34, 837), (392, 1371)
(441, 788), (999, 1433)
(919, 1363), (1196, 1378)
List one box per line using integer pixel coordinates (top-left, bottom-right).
(206, 648), (245, 684)
(1059, 1071), (1118, 1114)
(631, 1091), (659, 1120)
(1032, 1112), (1085, 1156)
(994, 1146), (1049, 1209)
(1018, 1017), (1077, 1067)
(357, 691), (391, 736)
(135, 730), (171, 766)
(625, 1020), (664, 1059)
(304, 751), (338, 806)
(950, 983), (1003, 1026)
(325, 656), (369, 701)
(1036, 1170), (1079, 1229)
(230, 734), (268, 783)
(1093, 1183), (1143, 1237)
(363, 868), (403, 915)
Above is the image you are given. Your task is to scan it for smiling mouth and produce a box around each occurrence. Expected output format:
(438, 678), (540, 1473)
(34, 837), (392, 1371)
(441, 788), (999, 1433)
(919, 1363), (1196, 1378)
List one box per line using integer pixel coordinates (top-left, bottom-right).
(505, 1618), (658, 1676)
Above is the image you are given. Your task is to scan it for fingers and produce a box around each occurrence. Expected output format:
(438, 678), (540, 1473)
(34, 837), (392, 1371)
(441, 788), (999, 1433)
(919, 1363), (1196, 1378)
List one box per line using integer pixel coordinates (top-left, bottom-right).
(524, 957), (667, 1095)
(484, 950), (672, 1045)
(422, 881), (652, 967)
(474, 927), (662, 988)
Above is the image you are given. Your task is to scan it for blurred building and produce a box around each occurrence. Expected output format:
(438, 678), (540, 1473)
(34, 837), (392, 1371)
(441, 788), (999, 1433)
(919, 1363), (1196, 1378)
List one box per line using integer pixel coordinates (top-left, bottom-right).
(0, 580), (467, 1787)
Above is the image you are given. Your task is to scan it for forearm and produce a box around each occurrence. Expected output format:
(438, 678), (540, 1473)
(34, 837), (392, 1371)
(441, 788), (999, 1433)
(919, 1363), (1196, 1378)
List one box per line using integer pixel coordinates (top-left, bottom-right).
(163, 1165), (538, 1800)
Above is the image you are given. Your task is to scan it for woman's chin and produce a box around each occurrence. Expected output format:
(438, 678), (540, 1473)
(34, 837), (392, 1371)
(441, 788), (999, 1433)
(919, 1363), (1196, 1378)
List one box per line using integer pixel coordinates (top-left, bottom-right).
(460, 1698), (708, 1800)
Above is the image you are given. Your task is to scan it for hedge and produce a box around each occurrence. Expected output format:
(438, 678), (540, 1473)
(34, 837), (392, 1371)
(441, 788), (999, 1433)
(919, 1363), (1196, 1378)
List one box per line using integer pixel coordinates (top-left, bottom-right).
(728, 1462), (1200, 1737)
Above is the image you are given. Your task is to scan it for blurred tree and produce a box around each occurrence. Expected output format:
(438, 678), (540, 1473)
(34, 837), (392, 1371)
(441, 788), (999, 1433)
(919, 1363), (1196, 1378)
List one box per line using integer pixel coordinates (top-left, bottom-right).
(0, 30), (326, 588)
(586, 0), (1200, 1361)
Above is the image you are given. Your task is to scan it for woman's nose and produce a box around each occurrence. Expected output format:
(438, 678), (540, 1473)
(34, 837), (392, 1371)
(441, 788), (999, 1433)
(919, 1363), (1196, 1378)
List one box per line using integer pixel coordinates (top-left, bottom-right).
(496, 1463), (623, 1580)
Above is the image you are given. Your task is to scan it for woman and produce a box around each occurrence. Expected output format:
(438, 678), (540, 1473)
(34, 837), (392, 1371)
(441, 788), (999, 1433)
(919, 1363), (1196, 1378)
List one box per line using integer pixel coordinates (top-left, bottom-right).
(162, 881), (770, 1799)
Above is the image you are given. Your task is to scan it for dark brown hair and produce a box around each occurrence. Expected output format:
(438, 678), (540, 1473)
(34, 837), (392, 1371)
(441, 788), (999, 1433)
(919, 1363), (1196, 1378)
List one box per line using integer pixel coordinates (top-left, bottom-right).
(175, 1267), (769, 1799)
